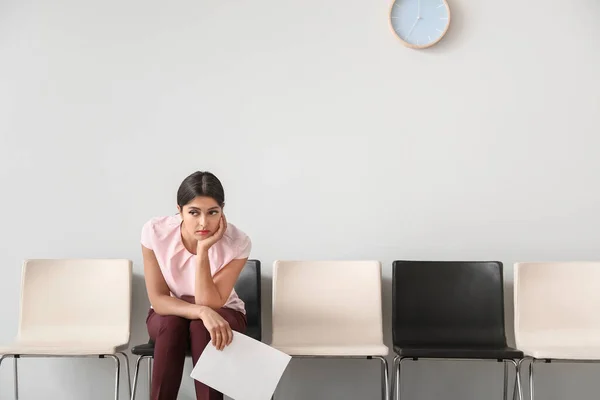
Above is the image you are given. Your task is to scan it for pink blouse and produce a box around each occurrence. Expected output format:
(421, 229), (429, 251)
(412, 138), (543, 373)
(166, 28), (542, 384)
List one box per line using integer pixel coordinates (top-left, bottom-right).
(141, 214), (252, 314)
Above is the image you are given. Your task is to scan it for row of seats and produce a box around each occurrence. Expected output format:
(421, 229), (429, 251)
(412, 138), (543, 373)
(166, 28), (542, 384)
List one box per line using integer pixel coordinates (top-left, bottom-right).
(1, 259), (599, 400)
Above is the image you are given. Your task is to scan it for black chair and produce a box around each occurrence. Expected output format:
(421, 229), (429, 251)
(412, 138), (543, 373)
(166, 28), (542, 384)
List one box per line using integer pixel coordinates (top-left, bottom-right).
(130, 259), (262, 399)
(391, 260), (523, 400)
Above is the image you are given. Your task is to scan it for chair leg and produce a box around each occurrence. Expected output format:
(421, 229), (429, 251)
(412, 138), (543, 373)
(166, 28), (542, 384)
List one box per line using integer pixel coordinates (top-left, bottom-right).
(392, 356), (407, 400)
(391, 356), (398, 400)
(0, 356), (5, 393)
(512, 363), (518, 400)
(118, 352), (132, 400)
(528, 359), (535, 400)
(0, 353), (4, 394)
(131, 356), (146, 400)
(14, 356), (19, 400)
(507, 359), (523, 400)
(374, 356), (390, 400)
(392, 356), (399, 400)
(106, 354), (121, 400)
(502, 360), (508, 400)
(147, 357), (152, 400)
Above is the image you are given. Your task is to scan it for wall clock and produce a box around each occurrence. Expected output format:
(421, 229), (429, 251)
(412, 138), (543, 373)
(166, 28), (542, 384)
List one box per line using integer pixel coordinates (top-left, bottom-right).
(389, 0), (451, 49)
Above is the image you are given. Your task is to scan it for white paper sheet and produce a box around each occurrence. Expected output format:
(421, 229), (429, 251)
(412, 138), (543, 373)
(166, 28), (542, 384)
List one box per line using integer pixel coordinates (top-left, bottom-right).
(190, 332), (291, 400)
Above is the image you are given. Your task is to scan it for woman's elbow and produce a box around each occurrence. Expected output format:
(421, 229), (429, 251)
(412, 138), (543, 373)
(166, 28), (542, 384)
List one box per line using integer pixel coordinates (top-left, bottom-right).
(149, 294), (169, 315)
(149, 302), (165, 315)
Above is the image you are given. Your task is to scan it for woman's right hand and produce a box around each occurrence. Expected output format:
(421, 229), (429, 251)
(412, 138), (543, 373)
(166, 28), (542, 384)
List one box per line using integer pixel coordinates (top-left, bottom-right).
(197, 306), (233, 351)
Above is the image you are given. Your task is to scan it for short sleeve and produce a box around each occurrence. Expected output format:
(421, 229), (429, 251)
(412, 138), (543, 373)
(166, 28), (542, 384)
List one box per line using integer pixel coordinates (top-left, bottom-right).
(141, 219), (154, 249)
(236, 234), (252, 259)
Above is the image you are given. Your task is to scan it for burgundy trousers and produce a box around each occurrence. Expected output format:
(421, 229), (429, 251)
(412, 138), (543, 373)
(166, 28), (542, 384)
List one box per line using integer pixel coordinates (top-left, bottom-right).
(147, 307), (247, 400)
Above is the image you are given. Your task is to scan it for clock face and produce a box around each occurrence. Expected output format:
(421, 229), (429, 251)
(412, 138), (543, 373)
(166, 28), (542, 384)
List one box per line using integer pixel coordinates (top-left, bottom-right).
(390, 0), (450, 49)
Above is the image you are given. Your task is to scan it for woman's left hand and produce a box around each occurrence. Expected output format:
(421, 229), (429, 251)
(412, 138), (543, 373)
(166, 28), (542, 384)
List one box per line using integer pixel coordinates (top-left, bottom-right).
(197, 214), (227, 254)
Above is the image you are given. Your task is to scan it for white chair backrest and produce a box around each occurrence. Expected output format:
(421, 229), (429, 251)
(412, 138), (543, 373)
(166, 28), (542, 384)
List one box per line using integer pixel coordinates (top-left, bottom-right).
(514, 262), (600, 339)
(17, 259), (132, 345)
(272, 260), (384, 346)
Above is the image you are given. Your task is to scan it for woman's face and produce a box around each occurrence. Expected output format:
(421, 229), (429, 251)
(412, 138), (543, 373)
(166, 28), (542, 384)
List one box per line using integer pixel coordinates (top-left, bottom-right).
(178, 196), (222, 242)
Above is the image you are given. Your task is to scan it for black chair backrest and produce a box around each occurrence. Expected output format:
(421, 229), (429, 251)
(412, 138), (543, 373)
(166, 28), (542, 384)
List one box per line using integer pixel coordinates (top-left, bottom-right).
(234, 259), (262, 341)
(392, 260), (507, 348)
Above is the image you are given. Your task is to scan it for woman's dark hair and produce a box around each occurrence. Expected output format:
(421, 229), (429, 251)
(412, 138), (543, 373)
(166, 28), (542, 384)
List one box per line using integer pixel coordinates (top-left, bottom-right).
(177, 171), (225, 208)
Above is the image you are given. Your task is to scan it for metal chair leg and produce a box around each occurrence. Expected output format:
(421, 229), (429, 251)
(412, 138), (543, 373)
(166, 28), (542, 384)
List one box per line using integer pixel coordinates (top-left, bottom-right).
(503, 360), (508, 400)
(392, 356), (407, 400)
(147, 357), (152, 399)
(392, 356), (399, 400)
(14, 356), (19, 400)
(512, 362), (518, 400)
(131, 356), (146, 400)
(507, 359), (523, 400)
(391, 356), (397, 400)
(0, 355), (3, 395)
(374, 356), (390, 400)
(107, 354), (121, 400)
(529, 359), (535, 400)
(512, 359), (525, 400)
(117, 352), (132, 399)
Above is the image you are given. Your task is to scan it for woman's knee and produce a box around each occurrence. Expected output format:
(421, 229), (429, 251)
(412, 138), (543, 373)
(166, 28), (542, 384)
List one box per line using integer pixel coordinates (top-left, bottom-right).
(189, 319), (211, 343)
(155, 315), (189, 339)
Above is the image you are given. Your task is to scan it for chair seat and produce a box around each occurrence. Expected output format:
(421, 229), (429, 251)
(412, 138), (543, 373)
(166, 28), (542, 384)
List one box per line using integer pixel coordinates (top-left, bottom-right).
(517, 331), (600, 360)
(272, 343), (389, 357)
(0, 341), (128, 356)
(131, 327), (262, 357)
(131, 342), (157, 357)
(130, 341), (388, 358)
(519, 345), (600, 360)
(393, 345), (523, 360)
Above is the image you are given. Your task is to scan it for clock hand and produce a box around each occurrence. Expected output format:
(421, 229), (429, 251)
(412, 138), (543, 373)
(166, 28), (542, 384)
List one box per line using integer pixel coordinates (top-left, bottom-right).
(405, 18), (419, 41)
(417, 0), (421, 18)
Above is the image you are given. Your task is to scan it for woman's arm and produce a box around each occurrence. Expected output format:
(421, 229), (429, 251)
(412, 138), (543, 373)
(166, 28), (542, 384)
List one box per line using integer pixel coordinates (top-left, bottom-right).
(143, 245), (235, 349)
(142, 244), (208, 319)
(194, 250), (247, 309)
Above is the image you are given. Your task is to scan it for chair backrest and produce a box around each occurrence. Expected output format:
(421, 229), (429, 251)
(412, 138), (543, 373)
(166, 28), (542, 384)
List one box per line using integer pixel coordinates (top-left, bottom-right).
(17, 259), (132, 345)
(514, 262), (600, 343)
(392, 260), (507, 347)
(271, 260), (384, 346)
(234, 259), (262, 341)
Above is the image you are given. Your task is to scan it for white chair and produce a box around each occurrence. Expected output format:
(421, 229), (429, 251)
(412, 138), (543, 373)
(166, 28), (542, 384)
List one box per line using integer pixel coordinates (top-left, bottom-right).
(0, 259), (132, 400)
(270, 260), (389, 400)
(514, 261), (600, 400)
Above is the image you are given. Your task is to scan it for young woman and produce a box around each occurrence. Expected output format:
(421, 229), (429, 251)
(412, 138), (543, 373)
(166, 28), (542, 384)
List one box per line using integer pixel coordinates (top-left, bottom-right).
(141, 171), (252, 400)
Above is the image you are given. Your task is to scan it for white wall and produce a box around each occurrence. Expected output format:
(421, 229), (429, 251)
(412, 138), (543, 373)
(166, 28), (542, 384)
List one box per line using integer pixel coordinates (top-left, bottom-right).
(1, 0), (599, 398)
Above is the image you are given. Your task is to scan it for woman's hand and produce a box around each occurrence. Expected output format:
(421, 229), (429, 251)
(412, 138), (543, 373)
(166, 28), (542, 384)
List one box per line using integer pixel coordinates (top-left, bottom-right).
(197, 214), (227, 254)
(197, 306), (233, 350)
